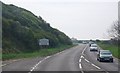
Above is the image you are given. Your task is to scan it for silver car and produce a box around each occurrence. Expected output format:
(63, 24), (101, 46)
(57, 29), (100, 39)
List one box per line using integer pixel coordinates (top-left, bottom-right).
(97, 50), (113, 62)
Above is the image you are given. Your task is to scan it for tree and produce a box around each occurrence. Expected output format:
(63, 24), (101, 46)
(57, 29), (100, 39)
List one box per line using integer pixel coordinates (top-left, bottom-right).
(96, 39), (101, 42)
(108, 21), (119, 45)
(108, 21), (119, 40)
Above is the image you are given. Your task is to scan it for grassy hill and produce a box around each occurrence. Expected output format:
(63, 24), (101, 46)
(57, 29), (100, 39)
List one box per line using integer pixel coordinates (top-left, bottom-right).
(2, 2), (72, 54)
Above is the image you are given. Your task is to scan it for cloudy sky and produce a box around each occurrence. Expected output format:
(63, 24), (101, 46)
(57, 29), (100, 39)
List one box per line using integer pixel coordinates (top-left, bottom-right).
(1, 0), (118, 40)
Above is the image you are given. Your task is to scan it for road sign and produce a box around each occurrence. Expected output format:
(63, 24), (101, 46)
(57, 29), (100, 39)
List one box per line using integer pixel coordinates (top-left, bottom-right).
(39, 38), (49, 46)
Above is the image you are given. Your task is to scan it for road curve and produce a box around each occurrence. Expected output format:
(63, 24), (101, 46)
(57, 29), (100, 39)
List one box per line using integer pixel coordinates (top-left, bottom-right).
(32, 44), (85, 71)
(2, 44), (119, 73)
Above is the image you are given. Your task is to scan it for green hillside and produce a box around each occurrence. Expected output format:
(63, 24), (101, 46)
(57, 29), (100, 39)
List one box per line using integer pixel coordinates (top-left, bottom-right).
(2, 2), (72, 54)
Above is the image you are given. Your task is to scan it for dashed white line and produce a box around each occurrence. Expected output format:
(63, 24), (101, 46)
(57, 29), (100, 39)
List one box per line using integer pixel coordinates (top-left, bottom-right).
(79, 63), (84, 73)
(91, 63), (101, 69)
(78, 45), (88, 73)
(79, 45), (102, 72)
(79, 63), (82, 69)
(82, 45), (87, 54)
(79, 59), (81, 63)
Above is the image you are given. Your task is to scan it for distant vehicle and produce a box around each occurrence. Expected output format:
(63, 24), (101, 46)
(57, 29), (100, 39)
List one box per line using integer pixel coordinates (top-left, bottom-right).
(97, 50), (113, 62)
(90, 44), (98, 51)
(89, 41), (94, 47)
(82, 41), (87, 44)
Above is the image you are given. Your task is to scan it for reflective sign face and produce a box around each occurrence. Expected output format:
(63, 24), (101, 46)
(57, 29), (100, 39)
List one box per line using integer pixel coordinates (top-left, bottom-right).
(39, 39), (49, 46)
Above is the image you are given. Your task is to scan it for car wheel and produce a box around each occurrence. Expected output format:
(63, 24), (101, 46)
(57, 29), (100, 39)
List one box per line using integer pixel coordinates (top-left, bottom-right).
(97, 58), (100, 61)
(110, 59), (113, 63)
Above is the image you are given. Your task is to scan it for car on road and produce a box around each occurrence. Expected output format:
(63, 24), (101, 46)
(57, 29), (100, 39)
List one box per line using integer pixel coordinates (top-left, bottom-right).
(97, 50), (113, 62)
(89, 41), (94, 47)
(90, 44), (98, 51)
(82, 41), (87, 44)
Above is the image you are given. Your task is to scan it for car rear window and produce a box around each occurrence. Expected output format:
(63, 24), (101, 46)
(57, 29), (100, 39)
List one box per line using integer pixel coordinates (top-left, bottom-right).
(101, 52), (111, 55)
(91, 44), (97, 47)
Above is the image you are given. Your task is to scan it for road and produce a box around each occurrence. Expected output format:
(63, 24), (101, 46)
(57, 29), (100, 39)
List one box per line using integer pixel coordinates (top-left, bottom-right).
(2, 44), (119, 73)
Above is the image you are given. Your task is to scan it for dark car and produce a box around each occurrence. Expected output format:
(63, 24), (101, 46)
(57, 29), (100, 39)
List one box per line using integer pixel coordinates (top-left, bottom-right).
(97, 50), (113, 62)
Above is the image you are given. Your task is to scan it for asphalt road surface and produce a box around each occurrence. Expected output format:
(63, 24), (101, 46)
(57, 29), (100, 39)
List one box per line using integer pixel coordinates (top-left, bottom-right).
(2, 44), (119, 73)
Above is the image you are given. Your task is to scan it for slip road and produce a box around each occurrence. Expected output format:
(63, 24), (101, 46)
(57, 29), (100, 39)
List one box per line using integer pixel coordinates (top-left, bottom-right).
(2, 44), (119, 73)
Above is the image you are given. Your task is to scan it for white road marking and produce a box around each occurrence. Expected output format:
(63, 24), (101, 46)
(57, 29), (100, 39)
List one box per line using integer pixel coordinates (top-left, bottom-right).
(59, 51), (64, 54)
(79, 63), (82, 69)
(79, 63), (84, 73)
(30, 60), (42, 72)
(61, 51), (65, 53)
(59, 52), (62, 54)
(0, 64), (7, 67)
(78, 45), (88, 73)
(91, 63), (101, 69)
(81, 55), (84, 58)
(55, 53), (59, 55)
(81, 45), (101, 70)
(29, 56), (51, 72)
(82, 45), (87, 54)
(79, 45), (111, 72)
(1, 59), (21, 67)
(79, 59), (81, 63)
(84, 59), (89, 63)
(44, 56), (51, 60)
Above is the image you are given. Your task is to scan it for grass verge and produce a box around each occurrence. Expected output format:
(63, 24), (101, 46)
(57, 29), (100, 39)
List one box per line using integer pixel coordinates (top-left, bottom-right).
(2, 45), (76, 61)
(98, 43), (119, 59)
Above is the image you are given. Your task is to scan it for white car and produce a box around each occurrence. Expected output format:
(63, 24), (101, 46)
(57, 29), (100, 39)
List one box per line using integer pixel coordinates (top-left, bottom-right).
(90, 44), (98, 51)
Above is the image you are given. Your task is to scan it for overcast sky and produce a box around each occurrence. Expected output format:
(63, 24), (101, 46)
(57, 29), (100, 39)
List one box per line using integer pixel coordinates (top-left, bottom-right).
(1, 0), (118, 40)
